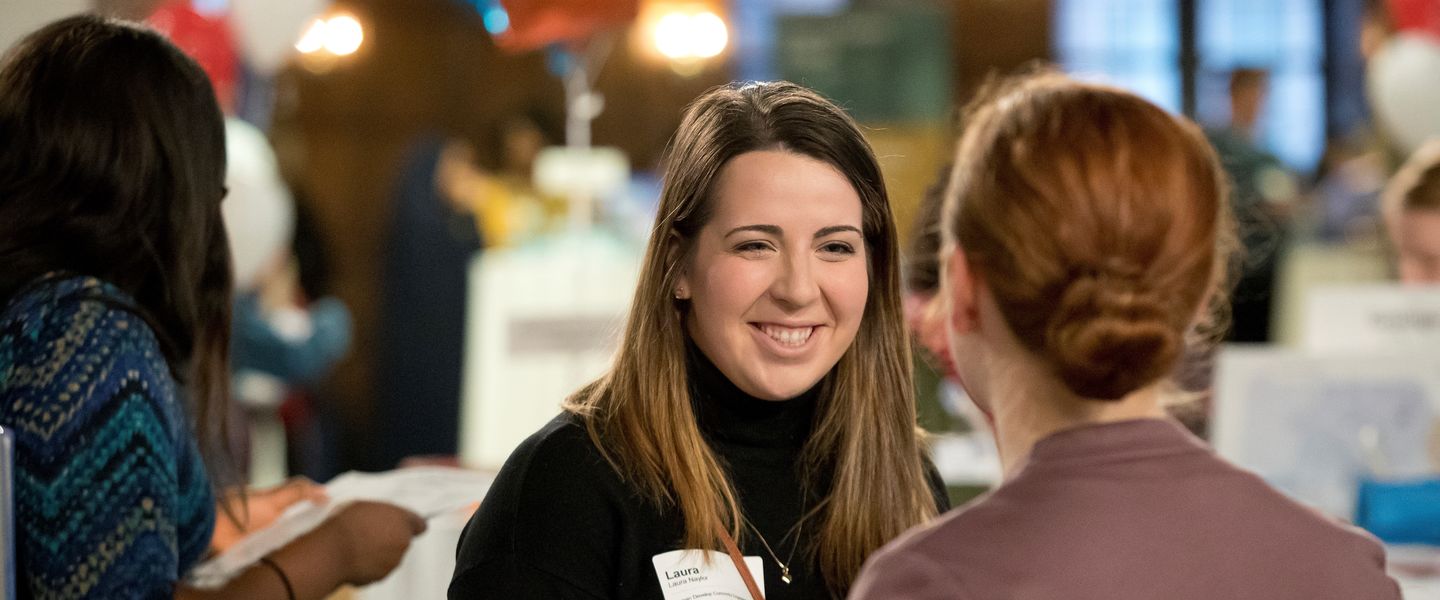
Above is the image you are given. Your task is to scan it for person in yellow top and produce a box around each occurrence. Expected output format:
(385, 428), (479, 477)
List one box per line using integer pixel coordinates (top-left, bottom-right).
(438, 116), (567, 248)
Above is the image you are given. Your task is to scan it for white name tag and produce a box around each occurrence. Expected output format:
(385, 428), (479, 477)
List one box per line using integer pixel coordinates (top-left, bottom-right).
(651, 549), (765, 600)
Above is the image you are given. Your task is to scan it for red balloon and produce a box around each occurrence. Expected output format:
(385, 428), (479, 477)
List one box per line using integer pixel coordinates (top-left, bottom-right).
(494, 0), (639, 51)
(1389, 0), (1440, 39)
(146, 0), (240, 113)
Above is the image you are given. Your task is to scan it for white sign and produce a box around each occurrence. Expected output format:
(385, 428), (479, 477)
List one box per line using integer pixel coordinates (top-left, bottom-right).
(652, 550), (764, 600)
(1303, 284), (1440, 354)
(533, 146), (630, 200)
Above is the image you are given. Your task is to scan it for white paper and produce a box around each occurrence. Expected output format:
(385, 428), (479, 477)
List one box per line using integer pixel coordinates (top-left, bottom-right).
(320, 467), (494, 519)
(652, 549), (765, 600)
(189, 467), (493, 588)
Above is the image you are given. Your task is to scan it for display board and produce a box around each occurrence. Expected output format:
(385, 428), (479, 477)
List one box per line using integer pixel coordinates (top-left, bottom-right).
(458, 232), (642, 469)
(1213, 348), (1440, 518)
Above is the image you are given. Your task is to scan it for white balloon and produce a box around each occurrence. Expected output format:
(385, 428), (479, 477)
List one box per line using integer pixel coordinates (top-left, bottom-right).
(0, 0), (88, 54)
(1368, 33), (1440, 155)
(222, 118), (295, 291)
(229, 0), (329, 74)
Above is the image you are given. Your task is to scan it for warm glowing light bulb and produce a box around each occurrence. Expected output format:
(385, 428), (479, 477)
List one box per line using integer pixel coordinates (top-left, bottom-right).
(654, 13), (692, 60)
(651, 9), (728, 61)
(324, 15), (364, 56)
(295, 18), (326, 54)
(691, 11), (727, 58)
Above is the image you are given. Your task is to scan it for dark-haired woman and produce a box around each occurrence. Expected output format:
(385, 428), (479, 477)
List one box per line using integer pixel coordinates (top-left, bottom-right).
(0, 16), (423, 599)
(849, 73), (1399, 599)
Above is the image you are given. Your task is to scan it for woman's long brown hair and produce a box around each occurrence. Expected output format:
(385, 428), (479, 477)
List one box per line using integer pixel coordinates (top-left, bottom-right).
(0, 16), (238, 493)
(565, 81), (936, 595)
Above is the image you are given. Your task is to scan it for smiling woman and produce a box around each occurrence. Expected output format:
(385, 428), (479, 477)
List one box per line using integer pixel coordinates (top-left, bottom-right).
(450, 81), (947, 600)
(679, 150), (870, 401)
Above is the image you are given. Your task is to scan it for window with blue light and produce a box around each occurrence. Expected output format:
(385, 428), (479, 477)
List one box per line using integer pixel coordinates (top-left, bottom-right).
(1056, 0), (1326, 172)
(1198, 0), (1324, 171)
(1054, 0), (1182, 113)
(730, 0), (851, 83)
(734, 0), (1330, 171)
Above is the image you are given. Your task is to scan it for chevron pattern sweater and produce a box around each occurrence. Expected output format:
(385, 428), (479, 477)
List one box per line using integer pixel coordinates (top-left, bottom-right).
(0, 276), (214, 599)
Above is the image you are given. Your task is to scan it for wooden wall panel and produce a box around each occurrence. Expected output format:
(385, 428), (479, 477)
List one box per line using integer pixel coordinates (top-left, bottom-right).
(950, 0), (1053, 108)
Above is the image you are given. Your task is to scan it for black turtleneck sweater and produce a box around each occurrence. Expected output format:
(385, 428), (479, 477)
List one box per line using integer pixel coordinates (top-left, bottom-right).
(449, 348), (949, 599)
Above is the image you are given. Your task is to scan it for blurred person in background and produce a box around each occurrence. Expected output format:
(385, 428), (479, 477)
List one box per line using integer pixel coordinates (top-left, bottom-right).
(1207, 68), (1298, 343)
(373, 137), (486, 469)
(451, 81), (948, 599)
(224, 118), (352, 391)
(375, 121), (564, 469)
(1382, 138), (1440, 284)
(469, 111), (568, 246)
(1307, 134), (1388, 243)
(850, 73), (1398, 600)
(0, 16), (424, 598)
(223, 117), (352, 482)
(903, 163), (969, 435)
(281, 187), (350, 479)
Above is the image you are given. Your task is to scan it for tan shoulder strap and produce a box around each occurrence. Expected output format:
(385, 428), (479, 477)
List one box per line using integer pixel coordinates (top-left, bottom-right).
(716, 523), (765, 600)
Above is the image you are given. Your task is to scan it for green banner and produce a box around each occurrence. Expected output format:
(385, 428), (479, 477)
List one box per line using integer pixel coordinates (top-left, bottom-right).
(777, 7), (953, 123)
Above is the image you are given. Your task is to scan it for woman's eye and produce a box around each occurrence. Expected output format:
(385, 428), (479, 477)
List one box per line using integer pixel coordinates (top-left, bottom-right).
(821, 242), (856, 256)
(735, 241), (774, 254)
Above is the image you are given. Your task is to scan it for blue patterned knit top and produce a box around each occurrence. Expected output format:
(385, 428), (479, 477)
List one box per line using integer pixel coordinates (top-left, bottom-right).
(0, 275), (215, 599)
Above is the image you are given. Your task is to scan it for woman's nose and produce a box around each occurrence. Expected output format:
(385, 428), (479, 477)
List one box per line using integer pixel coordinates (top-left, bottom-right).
(769, 251), (821, 308)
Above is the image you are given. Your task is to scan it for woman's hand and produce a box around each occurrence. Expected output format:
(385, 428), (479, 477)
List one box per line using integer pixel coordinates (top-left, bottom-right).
(321, 501), (429, 585)
(177, 500), (426, 600)
(211, 477), (329, 553)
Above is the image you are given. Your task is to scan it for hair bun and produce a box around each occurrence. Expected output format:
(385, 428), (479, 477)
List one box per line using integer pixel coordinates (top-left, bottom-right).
(1042, 273), (1181, 400)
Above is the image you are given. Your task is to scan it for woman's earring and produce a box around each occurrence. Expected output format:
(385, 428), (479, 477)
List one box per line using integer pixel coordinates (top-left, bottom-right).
(674, 286), (688, 299)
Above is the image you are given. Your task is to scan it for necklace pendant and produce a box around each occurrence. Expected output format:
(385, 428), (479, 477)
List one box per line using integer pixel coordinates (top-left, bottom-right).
(781, 567), (792, 585)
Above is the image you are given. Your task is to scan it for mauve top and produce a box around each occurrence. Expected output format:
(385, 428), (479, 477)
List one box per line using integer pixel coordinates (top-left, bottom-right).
(850, 418), (1401, 600)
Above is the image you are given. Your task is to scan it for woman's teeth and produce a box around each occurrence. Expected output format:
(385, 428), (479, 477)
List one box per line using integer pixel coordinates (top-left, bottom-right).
(760, 324), (814, 347)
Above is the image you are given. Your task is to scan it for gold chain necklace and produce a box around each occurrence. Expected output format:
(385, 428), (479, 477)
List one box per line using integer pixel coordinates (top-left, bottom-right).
(742, 516), (800, 585)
